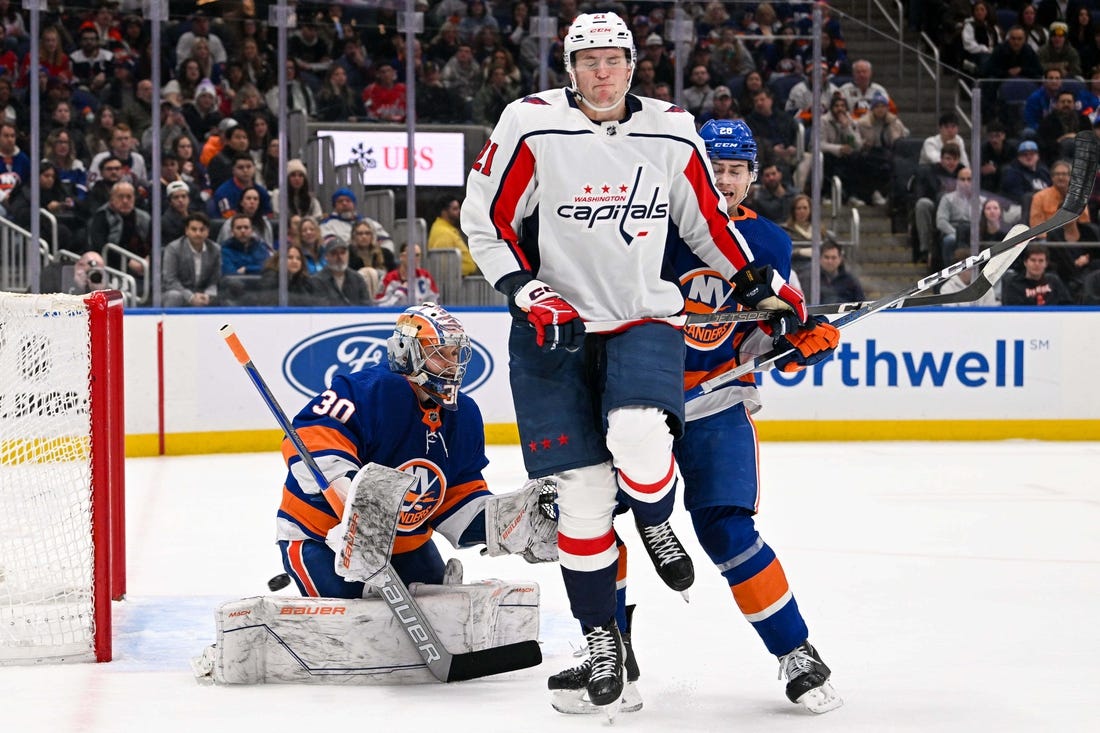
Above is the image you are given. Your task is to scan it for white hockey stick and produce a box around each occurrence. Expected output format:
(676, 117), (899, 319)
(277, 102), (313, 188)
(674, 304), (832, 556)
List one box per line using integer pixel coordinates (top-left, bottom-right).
(220, 325), (542, 682)
(699, 130), (1100, 393)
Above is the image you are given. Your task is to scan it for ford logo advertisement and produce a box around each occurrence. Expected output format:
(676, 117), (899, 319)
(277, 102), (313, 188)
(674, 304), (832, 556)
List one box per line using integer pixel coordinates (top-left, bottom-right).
(282, 324), (494, 398)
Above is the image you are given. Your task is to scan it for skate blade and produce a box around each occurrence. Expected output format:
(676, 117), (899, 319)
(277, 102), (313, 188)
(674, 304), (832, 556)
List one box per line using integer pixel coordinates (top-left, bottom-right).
(679, 589), (690, 603)
(550, 682), (643, 715)
(796, 681), (843, 714)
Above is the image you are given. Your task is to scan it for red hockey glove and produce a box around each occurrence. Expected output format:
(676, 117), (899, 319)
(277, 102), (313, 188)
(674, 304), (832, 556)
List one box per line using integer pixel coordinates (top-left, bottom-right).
(731, 265), (808, 326)
(511, 279), (585, 352)
(773, 316), (841, 372)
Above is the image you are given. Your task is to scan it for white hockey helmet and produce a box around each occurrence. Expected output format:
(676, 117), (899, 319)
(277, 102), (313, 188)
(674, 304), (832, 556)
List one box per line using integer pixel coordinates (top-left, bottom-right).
(563, 12), (637, 86)
(386, 302), (472, 410)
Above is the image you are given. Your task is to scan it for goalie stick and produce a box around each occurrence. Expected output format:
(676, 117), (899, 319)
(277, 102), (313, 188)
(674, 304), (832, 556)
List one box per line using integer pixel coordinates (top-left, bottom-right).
(699, 129), (1100, 393)
(219, 324), (542, 683)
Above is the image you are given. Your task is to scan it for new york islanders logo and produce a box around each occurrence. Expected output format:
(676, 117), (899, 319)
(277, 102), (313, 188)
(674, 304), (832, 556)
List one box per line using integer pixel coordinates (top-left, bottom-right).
(680, 267), (736, 350)
(395, 459), (446, 530)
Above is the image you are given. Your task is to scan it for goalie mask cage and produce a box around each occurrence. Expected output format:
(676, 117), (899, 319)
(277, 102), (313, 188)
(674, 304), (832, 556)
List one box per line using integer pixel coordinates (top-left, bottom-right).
(0, 290), (125, 664)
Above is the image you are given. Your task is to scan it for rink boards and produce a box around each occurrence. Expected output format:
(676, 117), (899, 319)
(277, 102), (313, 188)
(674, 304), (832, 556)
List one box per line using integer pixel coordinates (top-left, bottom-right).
(118, 307), (1100, 455)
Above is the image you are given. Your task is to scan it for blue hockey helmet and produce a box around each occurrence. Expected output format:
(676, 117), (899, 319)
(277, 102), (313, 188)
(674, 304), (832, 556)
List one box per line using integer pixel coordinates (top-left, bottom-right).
(699, 119), (758, 181)
(387, 303), (472, 410)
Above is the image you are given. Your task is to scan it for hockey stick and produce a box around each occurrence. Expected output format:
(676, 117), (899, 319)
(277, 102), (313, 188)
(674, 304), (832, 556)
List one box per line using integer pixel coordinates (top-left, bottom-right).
(219, 325), (543, 683)
(699, 130), (1100, 393)
(584, 225), (1026, 334)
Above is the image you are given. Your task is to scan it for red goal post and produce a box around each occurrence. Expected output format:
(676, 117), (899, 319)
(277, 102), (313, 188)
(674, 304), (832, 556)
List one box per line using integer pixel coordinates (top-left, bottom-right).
(0, 290), (125, 664)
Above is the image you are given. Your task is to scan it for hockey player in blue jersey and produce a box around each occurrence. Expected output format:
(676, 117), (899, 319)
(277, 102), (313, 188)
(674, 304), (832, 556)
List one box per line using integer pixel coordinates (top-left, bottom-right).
(463, 12), (808, 709)
(275, 303), (554, 599)
(548, 120), (843, 715)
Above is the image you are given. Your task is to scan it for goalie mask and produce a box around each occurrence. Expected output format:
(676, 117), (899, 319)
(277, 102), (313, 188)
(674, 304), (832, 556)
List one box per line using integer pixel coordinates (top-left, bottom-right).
(387, 303), (472, 410)
(563, 12), (636, 111)
(699, 119), (758, 182)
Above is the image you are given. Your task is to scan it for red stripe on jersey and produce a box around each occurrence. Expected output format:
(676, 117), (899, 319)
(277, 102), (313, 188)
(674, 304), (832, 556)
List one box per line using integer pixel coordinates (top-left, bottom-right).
(491, 140), (536, 271)
(558, 528), (616, 557)
(287, 540), (319, 597)
(683, 153), (752, 271)
(618, 455), (676, 494)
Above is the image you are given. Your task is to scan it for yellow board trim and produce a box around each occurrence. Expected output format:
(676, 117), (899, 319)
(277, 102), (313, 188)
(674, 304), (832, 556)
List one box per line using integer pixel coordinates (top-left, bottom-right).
(121, 421), (1100, 457)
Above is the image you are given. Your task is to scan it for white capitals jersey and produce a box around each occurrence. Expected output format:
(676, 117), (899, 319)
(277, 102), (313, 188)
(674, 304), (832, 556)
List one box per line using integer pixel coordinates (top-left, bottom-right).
(462, 89), (757, 322)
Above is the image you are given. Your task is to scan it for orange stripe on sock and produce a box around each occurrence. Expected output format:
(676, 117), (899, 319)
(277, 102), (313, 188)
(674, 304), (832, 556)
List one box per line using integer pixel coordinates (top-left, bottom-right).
(731, 557), (790, 616)
(287, 540), (319, 597)
(616, 542), (628, 584)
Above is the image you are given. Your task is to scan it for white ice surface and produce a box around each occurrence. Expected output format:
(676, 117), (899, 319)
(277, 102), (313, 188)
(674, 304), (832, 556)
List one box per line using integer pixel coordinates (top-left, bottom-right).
(3, 442), (1098, 732)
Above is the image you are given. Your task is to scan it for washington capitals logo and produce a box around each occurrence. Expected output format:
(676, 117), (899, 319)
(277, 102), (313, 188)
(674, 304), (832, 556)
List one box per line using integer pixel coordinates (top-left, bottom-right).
(351, 142), (378, 170)
(555, 166), (669, 245)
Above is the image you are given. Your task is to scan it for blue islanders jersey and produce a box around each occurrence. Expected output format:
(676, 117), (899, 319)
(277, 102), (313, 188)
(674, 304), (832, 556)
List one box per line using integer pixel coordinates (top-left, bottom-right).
(275, 364), (491, 556)
(674, 206), (793, 421)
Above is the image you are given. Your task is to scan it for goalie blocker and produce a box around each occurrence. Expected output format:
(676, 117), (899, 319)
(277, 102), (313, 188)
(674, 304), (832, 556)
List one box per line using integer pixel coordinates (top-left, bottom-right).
(194, 580), (540, 685)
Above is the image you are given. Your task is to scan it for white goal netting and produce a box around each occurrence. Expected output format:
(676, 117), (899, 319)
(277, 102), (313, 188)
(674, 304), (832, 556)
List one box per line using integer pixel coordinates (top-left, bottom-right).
(0, 293), (97, 663)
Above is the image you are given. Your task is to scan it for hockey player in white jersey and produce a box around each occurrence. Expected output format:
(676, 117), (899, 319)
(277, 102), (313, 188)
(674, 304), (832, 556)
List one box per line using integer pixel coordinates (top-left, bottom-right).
(548, 120), (843, 715)
(462, 12), (807, 710)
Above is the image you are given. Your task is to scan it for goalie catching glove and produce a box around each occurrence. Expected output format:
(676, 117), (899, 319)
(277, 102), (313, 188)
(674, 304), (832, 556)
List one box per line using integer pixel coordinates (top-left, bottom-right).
(772, 316), (840, 372)
(731, 265), (808, 333)
(506, 276), (585, 353)
(484, 477), (559, 563)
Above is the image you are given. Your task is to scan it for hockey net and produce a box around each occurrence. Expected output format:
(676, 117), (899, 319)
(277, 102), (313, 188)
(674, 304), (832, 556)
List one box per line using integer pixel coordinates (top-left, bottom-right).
(0, 291), (125, 664)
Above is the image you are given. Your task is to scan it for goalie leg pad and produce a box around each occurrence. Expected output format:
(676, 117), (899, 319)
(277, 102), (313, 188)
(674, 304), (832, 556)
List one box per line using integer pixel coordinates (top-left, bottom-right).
(485, 478), (559, 562)
(196, 581), (541, 685)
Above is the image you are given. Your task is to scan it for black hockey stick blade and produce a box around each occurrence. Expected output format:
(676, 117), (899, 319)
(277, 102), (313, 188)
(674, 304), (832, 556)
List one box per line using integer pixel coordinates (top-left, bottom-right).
(699, 130), (1100, 391)
(445, 640), (543, 682)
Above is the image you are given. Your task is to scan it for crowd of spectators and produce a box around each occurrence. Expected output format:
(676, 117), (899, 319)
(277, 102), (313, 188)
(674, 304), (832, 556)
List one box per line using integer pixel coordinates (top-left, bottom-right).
(1, 1), (1099, 307)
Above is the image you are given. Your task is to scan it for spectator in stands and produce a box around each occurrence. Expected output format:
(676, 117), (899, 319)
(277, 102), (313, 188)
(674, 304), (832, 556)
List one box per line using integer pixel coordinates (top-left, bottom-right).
(857, 92), (910, 186)
(182, 79), (222, 144)
(1020, 5), (1050, 52)
(44, 129), (87, 201)
(459, 0), (499, 46)
(70, 25), (112, 97)
(428, 21), (462, 66)
(156, 151), (197, 210)
(417, 61), (460, 123)
(681, 64), (715, 118)
(1002, 244), (1074, 304)
(217, 186), (273, 246)
(708, 26), (756, 81)
(316, 234), (374, 306)
(88, 123), (147, 192)
(209, 153), (272, 222)
(737, 70), (766, 117)
(206, 121), (251, 191)
(1000, 139), (1053, 204)
(977, 198), (1012, 244)
(257, 243), (321, 306)
(88, 181), (151, 282)
(236, 37), (273, 93)
(298, 216), (326, 275)
(783, 193), (831, 284)
(653, 82), (673, 103)
(0, 119), (28, 212)
(818, 240), (865, 304)
(0, 77), (26, 129)
(821, 94), (878, 205)
(175, 9), (227, 69)
(1037, 89), (1092, 162)
(266, 59), (315, 118)
(19, 25), (72, 91)
(315, 65), (363, 122)
(745, 87), (801, 185)
(629, 57), (658, 97)
(220, 213), (273, 275)
(920, 112), (972, 168)
(362, 62), (407, 123)
(839, 59), (897, 119)
(1024, 67), (1069, 135)
(641, 33), (675, 87)
(66, 250), (110, 296)
(913, 142), (967, 267)
(320, 187), (395, 253)
(698, 85), (738, 126)
(1031, 158), (1096, 286)
(940, 246), (1002, 306)
(377, 242), (440, 306)
(979, 120), (1015, 193)
(80, 153), (123, 216)
(163, 211), (221, 308)
(5, 160), (77, 245)
(785, 61), (841, 122)
(428, 194), (475, 276)
(1067, 5), (1097, 53)
(85, 104), (117, 157)
(936, 168), (980, 266)
(472, 62), (516, 126)
(754, 162), (796, 224)
(289, 22), (332, 91)
(1039, 21), (1082, 78)
(983, 25), (1044, 120)
(442, 43), (482, 118)
(172, 134), (209, 196)
(349, 219), (389, 297)
(161, 180), (191, 244)
(960, 1), (1002, 75)
(271, 158), (322, 220)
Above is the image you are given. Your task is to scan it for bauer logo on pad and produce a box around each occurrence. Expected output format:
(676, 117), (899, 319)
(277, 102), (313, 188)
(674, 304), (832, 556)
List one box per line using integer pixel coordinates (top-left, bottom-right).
(283, 324), (494, 398)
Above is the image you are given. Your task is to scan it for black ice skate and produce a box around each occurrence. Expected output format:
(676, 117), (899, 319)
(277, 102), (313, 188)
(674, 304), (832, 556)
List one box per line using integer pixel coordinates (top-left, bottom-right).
(777, 641), (843, 713)
(548, 606), (642, 714)
(636, 518), (694, 596)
